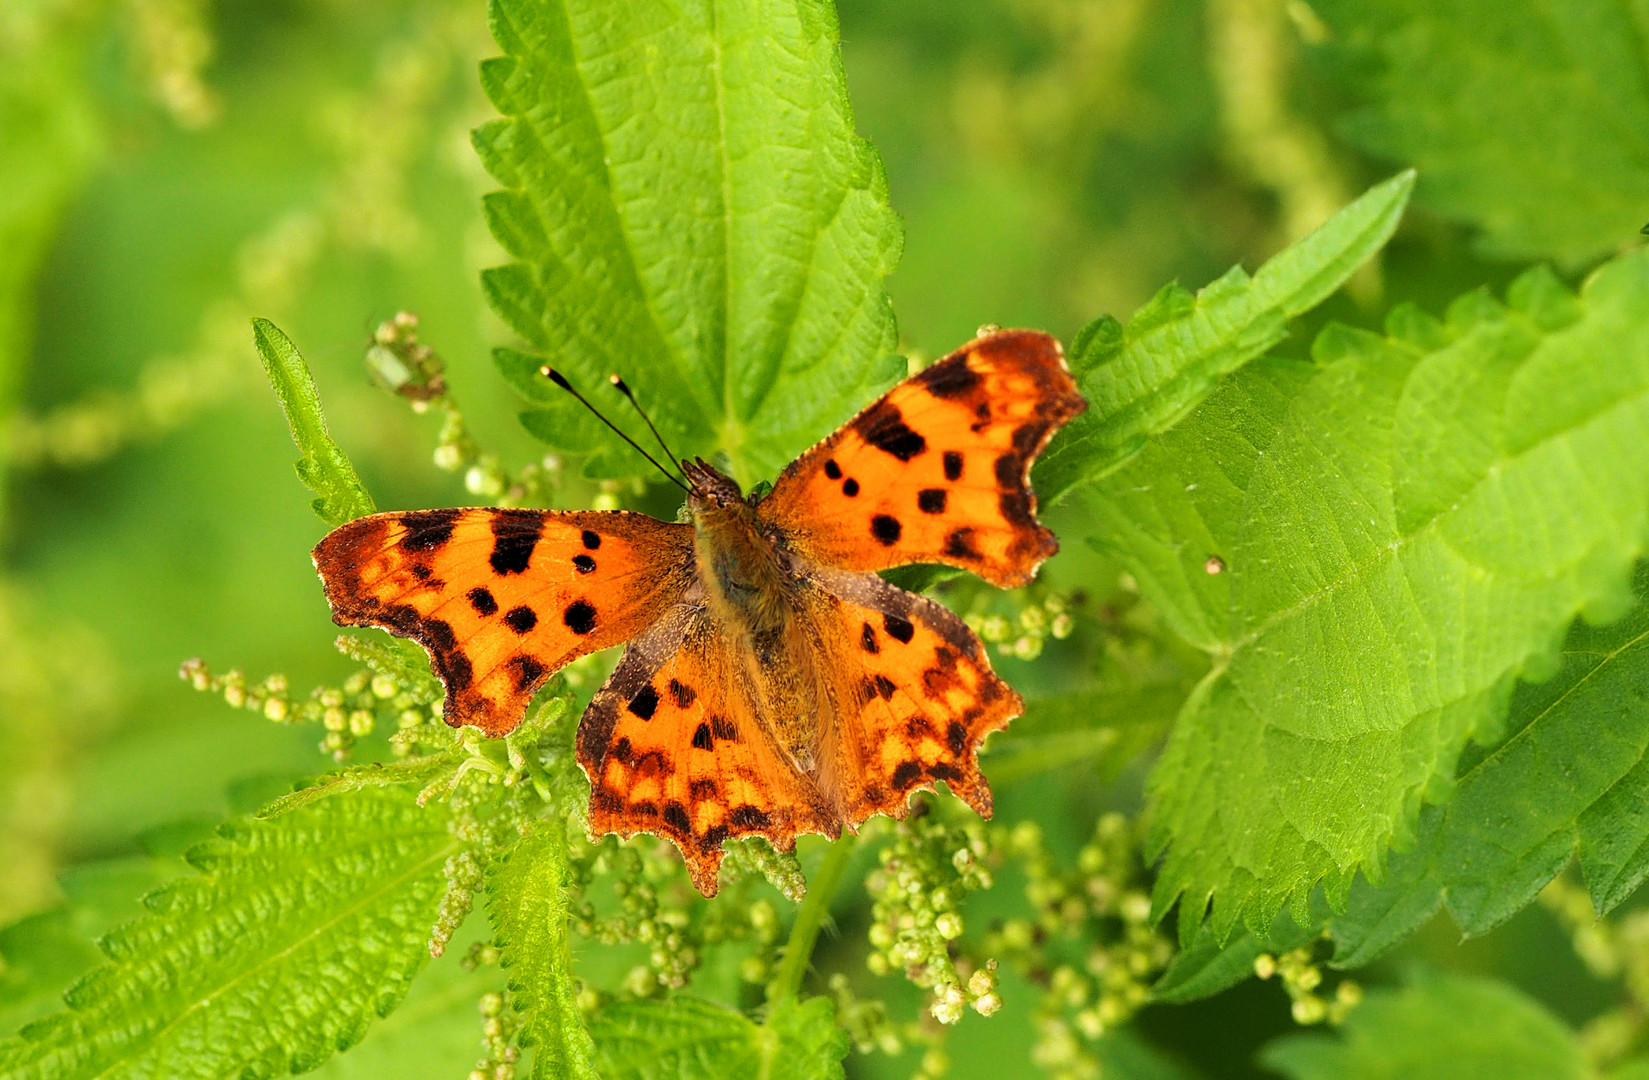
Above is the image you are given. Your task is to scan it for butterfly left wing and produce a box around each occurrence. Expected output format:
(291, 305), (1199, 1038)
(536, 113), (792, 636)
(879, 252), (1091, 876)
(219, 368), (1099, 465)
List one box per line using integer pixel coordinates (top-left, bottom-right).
(760, 329), (1085, 587)
(578, 608), (840, 896)
(313, 508), (694, 736)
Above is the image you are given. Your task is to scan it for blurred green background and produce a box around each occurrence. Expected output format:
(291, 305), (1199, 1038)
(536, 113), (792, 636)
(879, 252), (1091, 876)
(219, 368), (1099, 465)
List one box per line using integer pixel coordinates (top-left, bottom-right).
(0, 0), (1627, 1076)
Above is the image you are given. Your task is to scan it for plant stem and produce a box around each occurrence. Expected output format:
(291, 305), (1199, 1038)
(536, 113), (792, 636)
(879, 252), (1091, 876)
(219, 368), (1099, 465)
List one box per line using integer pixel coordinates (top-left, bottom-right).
(767, 833), (857, 1004)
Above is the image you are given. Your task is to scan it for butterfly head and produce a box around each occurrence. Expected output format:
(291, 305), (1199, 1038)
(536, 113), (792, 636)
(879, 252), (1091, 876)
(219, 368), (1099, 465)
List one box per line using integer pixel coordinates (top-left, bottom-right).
(680, 457), (750, 510)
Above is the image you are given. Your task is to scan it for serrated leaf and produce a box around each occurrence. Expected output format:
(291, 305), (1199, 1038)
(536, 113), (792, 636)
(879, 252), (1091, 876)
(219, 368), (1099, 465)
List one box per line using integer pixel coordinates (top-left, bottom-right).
(253, 318), (377, 527)
(256, 752), (463, 820)
(1080, 252), (1649, 940)
(0, 788), (456, 1080)
(1260, 972), (1588, 1080)
(474, 0), (902, 485)
(1036, 171), (1413, 503)
(1149, 910), (1317, 1005)
(1324, 563), (1649, 963)
(484, 818), (596, 1080)
(1313, 0), (1649, 268)
(588, 994), (846, 1080)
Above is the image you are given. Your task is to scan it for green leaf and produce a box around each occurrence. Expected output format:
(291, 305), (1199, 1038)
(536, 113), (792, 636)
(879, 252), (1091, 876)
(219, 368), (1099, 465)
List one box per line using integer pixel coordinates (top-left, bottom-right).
(1313, 0), (1649, 268)
(253, 318), (377, 527)
(256, 752), (464, 820)
(1260, 972), (1588, 1080)
(474, 0), (903, 486)
(1083, 252), (1649, 940)
(1035, 171), (1413, 504)
(485, 817), (596, 1080)
(1150, 910), (1317, 1005)
(588, 994), (847, 1080)
(1326, 562), (1649, 964)
(0, 788), (457, 1080)
(982, 681), (1196, 786)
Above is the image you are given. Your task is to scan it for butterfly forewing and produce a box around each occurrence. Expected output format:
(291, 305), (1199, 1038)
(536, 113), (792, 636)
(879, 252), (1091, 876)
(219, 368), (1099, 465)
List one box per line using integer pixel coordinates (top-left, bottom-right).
(313, 508), (694, 736)
(760, 329), (1086, 587)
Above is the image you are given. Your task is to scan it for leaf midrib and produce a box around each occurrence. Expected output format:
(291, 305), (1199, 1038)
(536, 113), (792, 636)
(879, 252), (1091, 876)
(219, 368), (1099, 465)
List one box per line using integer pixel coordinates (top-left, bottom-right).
(87, 830), (459, 1079)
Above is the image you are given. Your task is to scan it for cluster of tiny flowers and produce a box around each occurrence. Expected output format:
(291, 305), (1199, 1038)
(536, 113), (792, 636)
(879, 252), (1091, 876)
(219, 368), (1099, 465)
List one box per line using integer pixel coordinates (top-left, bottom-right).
(863, 801), (1001, 1024)
(1541, 874), (1649, 1067)
(827, 973), (956, 1079)
(563, 835), (780, 995)
(178, 648), (448, 761)
(964, 590), (1075, 661)
(1253, 946), (1361, 1026)
(366, 312), (565, 508)
(469, 988), (524, 1080)
(984, 813), (1174, 1080)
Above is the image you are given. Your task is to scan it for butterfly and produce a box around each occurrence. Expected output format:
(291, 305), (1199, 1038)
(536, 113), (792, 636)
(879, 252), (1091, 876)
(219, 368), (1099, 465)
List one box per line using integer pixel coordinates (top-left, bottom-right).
(312, 329), (1086, 896)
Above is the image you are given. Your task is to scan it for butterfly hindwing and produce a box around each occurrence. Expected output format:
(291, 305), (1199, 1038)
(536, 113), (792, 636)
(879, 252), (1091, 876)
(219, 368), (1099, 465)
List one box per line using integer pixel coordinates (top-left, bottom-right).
(760, 329), (1086, 587)
(806, 567), (1020, 823)
(578, 610), (840, 895)
(313, 508), (694, 736)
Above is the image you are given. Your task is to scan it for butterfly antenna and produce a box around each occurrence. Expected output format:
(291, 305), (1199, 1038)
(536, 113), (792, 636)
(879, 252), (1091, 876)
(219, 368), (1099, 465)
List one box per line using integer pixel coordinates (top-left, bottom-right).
(608, 374), (689, 485)
(539, 367), (690, 493)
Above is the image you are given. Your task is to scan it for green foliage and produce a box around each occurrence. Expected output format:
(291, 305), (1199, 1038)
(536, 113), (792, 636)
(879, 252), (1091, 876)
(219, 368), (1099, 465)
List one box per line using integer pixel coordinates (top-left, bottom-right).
(0, 788), (456, 1080)
(474, 0), (903, 486)
(1260, 972), (1589, 1080)
(253, 318), (377, 527)
(485, 818), (597, 1080)
(1321, 562), (1649, 964)
(1313, 0), (1649, 268)
(1037, 169), (1414, 503)
(588, 994), (847, 1080)
(1084, 252), (1649, 940)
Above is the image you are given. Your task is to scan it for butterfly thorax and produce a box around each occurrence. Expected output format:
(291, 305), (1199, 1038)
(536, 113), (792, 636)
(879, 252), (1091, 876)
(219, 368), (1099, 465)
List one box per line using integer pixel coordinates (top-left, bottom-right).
(684, 459), (823, 774)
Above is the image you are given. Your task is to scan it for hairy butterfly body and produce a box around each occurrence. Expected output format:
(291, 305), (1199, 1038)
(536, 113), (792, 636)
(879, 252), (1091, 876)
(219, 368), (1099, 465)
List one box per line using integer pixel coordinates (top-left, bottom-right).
(313, 329), (1086, 895)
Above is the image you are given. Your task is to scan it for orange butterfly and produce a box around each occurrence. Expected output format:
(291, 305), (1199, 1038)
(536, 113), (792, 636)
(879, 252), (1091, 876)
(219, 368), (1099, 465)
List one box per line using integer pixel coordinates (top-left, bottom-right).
(312, 329), (1086, 896)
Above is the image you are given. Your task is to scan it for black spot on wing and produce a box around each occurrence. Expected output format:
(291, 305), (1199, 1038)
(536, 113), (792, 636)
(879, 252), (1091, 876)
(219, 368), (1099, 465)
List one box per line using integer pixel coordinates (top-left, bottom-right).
(490, 513), (542, 575)
(690, 778), (718, 800)
(944, 528), (980, 559)
(399, 508), (460, 552)
(410, 563), (433, 581)
(692, 723), (713, 750)
(628, 684), (659, 720)
(824, 459), (842, 479)
(510, 655), (546, 691)
(729, 805), (771, 829)
(861, 622), (879, 653)
(669, 679), (697, 708)
(468, 587), (498, 616)
(994, 452), (1024, 489)
(573, 554), (596, 573)
(918, 489), (947, 514)
(947, 721), (968, 756)
(917, 357), (983, 399)
(612, 736), (634, 764)
(873, 674), (897, 700)
(892, 761), (923, 790)
(504, 606), (538, 634)
(871, 515), (902, 545)
(883, 613), (915, 643)
(843, 478), (860, 497)
(711, 716), (737, 741)
(424, 619), (457, 653)
(857, 402), (927, 461)
(701, 824), (729, 851)
(581, 529), (601, 550)
(943, 451), (963, 481)
(563, 600), (596, 635)
(928, 762), (963, 782)
(439, 651), (473, 692)
(663, 802), (691, 833)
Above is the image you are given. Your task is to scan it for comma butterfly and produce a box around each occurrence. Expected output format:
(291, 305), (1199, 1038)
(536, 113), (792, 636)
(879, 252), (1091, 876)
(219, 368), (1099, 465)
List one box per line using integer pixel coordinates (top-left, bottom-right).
(312, 329), (1086, 895)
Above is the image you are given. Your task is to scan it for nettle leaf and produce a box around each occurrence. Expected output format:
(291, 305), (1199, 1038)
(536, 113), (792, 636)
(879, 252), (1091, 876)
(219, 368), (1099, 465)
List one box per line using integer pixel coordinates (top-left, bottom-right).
(474, 0), (902, 486)
(1080, 251), (1649, 940)
(1036, 171), (1412, 504)
(1324, 562), (1649, 964)
(485, 818), (596, 1080)
(1312, 0), (1649, 268)
(588, 994), (847, 1080)
(1260, 972), (1588, 1080)
(0, 788), (456, 1080)
(254, 318), (377, 527)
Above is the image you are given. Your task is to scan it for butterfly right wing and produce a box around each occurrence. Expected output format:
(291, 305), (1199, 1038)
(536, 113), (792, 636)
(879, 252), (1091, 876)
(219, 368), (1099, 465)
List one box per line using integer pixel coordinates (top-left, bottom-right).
(313, 508), (695, 737)
(578, 608), (840, 896)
